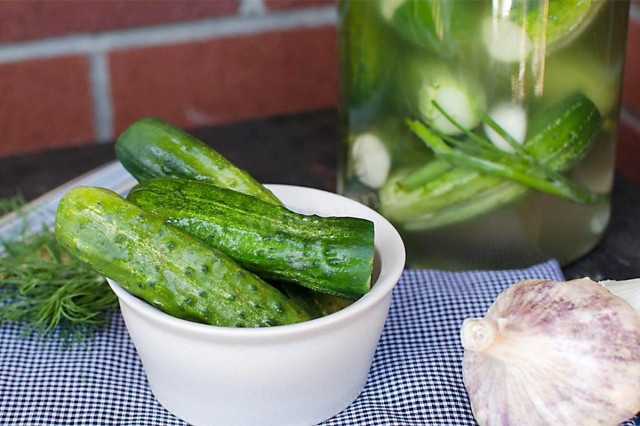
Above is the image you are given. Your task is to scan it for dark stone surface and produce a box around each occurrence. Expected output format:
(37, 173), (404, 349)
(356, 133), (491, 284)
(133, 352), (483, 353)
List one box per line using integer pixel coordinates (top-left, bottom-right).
(562, 174), (640, 281)
(1, 108), (637, 280)
(0, 109), (338, 201)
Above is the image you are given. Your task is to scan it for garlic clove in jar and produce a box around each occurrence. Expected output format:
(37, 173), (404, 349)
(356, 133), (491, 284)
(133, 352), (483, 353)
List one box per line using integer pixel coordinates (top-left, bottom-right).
(461, 278), (640, 426)
(351, 132), (391, 190)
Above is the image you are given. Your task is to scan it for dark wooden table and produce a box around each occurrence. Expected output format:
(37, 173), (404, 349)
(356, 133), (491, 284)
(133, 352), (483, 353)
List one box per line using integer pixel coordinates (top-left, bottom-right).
(1, 109), (638, 280)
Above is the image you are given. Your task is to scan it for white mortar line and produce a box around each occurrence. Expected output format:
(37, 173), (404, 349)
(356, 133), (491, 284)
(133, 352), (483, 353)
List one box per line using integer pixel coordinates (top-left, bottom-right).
(0, 5), (336, 65)
(0, 4), (336, 142)
(240, 0), (267, 15)
(89, 52), (114, 142)
(631, 2), (640, 23)
(620, 108), (640, 135)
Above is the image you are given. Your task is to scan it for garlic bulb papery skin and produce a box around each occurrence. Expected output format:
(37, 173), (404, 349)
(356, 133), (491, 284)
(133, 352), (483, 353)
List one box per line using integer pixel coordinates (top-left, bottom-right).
(461, 278), (640, 426)
(600, 279), (640, 320)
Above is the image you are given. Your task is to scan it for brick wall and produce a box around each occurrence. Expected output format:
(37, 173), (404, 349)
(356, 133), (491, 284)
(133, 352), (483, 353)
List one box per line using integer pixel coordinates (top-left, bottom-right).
(0, 0), (337, 158)
(0, 0), (638, 182)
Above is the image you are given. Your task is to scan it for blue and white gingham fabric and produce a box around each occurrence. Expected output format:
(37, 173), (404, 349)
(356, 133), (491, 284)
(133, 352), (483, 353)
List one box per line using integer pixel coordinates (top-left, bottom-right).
(6, 260), (617, 426)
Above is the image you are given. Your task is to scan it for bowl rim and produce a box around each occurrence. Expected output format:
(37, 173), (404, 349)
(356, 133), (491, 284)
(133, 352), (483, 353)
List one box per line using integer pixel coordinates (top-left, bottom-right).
(107, 184), (406, 341)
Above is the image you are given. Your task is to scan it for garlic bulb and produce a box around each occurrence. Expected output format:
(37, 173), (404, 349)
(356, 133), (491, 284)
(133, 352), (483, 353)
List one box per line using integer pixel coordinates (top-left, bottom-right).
(461, 278), (640, 426)
(600, 279), (640, 319)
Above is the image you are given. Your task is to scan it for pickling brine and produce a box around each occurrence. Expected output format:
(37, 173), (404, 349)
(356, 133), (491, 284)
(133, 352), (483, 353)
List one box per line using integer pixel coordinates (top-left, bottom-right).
(338, 0), (630, 269)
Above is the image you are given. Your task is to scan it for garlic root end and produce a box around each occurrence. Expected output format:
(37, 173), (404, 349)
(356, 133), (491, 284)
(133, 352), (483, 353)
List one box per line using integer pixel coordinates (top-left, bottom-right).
(461, 318), (497, 353)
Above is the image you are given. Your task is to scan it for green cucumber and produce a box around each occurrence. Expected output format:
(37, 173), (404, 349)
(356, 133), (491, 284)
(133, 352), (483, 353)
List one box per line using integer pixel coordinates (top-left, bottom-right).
(340, 0), (392, 108)
(484, 0), (603, 62)
(55, 186), (309, 327)
(518, 0), (605, 54)
(127, 178), (375, 300)
(381, 92), (603, 230)
(115, 117), (281, 205)
(274, 282), (353, 320)
(526, 92), (603, 170)
(382, 0), (484, 57)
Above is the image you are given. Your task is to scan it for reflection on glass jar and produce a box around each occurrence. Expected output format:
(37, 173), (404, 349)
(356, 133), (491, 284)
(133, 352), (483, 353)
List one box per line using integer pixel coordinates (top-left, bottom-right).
(338, 0), (630, 270)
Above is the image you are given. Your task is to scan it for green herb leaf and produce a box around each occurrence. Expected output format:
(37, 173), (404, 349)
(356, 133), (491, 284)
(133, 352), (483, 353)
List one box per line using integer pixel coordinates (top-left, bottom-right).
(0, 193), (118, 345)
(407, 119), (606, 205)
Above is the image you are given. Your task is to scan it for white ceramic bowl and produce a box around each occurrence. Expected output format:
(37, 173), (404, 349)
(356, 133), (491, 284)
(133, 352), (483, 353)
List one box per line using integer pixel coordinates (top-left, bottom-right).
(107, 184), (405, 426)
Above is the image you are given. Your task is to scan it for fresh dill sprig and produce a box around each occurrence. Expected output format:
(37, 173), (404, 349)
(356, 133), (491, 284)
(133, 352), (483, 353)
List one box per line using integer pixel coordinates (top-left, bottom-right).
(0, 193), (118, 345)
(404, 100), (606, 205)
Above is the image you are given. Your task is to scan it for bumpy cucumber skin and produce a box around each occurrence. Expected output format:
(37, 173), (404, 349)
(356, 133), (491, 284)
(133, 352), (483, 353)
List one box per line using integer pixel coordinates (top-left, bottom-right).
(526, 92), (603, 170)
(115, 117), (281, 205)
(382, 92), (602, 230)
(55, 186), (309, 327)
(127, 179), (375, 300)
(273, 282), (353, 320)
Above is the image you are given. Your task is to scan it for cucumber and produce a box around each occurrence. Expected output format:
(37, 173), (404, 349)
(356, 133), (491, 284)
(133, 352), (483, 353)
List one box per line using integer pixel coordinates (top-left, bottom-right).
(115, 117), (281, 205)
(274, 282), (353, 320)
(55, 186), (310, 327)
(381, 92), (603, 230)
(518, 0), (605, 54)
(127, 178), (375, 300)
(382, 0), (484, 57)
(340, 0), (392, 108)
(526, 92), (603, 170)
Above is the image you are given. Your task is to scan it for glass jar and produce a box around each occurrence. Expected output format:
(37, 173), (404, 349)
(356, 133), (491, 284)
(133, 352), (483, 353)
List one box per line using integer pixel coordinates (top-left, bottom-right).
(338, 0), (630, 270)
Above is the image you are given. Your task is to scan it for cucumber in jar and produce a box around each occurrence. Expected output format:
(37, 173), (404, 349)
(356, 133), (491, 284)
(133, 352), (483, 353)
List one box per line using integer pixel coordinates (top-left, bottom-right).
(482, 0), (605, 63)
(380, 92), (604, 230)
(340, 0), (394, 111)
(380, 0), (485, 57)
(520, 0), (605, 54)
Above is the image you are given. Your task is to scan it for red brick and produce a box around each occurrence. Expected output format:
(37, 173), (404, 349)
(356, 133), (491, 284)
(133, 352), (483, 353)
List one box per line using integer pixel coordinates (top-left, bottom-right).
(265, 0), (335, 10)
(616, 117), (640, 185)
(109, 26), (338, 134)
(0, 1), (238, 43)
(0, 56), (94, 158)
(622, 18), (640, 116)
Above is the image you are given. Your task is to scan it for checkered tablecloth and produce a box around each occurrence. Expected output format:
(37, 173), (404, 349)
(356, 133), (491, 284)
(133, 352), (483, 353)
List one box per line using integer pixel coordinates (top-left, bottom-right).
(6, 260), (620, 425)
